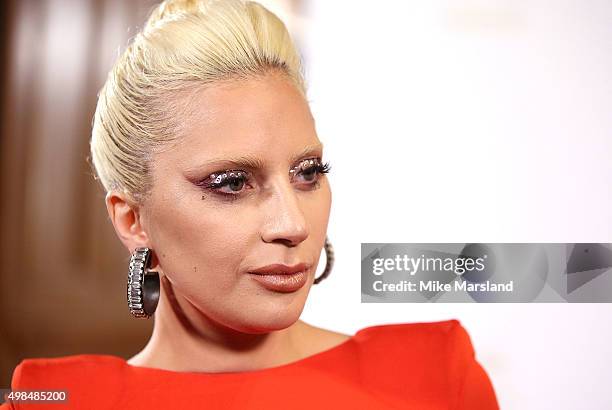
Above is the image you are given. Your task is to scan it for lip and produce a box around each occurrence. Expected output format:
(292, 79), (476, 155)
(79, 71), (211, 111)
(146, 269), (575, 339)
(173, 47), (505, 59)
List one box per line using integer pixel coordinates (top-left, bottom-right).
(248, 262), (309, 275)
(247, 269), (309, 292)
(247, 263), (310, 293)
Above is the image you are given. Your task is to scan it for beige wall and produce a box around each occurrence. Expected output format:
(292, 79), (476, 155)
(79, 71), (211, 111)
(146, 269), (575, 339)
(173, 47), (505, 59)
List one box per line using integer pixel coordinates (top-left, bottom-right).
(0, 0), (167, 386)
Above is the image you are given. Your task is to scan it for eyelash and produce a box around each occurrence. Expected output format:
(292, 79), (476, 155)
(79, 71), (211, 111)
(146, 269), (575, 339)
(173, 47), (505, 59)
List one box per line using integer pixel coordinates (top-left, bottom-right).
(197, 158), (332, 202)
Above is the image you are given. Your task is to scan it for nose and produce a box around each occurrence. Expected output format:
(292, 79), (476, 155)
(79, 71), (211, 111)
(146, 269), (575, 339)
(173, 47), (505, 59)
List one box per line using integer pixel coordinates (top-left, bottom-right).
(261, 176), (309, 246)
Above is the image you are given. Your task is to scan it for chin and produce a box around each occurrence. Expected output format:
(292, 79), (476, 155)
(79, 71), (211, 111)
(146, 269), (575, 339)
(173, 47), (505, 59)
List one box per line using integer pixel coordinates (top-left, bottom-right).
(229, 300), (307, 334)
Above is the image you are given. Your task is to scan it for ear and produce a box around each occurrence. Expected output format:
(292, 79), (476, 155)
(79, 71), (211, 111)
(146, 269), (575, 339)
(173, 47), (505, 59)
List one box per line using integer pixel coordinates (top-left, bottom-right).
(105, 190), (149, 255)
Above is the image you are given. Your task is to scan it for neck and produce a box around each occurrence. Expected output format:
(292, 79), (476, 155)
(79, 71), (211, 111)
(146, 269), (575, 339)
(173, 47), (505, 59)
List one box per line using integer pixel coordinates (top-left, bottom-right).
(127, 275), (308, 373)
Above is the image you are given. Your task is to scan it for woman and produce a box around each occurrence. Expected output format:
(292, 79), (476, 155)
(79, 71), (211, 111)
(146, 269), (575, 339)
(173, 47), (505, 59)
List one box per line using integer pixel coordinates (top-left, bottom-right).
(2, 0), (499, 408)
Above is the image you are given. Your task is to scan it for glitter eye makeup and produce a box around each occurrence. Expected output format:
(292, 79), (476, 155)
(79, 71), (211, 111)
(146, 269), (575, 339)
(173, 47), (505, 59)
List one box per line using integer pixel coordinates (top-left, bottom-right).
(196, 170), (250, 202)
(196, 157), (331, 201)
(289, 158), (332, 183)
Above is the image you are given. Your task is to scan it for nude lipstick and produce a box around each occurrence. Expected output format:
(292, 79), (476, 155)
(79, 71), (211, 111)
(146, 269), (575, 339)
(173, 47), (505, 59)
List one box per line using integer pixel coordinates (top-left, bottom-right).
(247, 263), (309, 292)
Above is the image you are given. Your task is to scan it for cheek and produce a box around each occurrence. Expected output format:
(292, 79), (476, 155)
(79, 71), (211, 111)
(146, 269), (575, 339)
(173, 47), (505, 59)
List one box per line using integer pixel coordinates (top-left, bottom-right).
(307, 181), (332, 233)
(147, 196), (257, 296)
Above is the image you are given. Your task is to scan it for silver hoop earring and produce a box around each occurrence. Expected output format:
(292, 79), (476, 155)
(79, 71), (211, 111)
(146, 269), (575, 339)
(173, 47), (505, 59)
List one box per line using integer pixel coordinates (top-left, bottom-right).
(314, 236), (334, 284)
(127, 247), (160, 319)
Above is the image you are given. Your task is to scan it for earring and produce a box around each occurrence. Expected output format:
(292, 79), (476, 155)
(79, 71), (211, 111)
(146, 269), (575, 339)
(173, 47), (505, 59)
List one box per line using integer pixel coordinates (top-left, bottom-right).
(127, 247), (160, 319)
(314, 236), (334, 284)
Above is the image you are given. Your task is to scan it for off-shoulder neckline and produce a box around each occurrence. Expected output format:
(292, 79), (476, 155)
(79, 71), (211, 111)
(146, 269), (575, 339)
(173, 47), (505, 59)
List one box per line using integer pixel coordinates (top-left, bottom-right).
(115, 320), (458, 377)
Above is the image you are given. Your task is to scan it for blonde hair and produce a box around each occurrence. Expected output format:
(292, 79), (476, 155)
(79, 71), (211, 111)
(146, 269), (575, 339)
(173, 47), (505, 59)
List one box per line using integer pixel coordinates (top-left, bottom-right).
(90, 0), (307, 205)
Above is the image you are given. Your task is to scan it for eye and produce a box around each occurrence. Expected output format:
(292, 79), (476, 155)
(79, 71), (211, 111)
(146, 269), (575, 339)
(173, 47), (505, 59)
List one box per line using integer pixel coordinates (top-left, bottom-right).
(291, 158), (332, 186)
(197, 170), (250, 200)
(196, 158), (332, 202)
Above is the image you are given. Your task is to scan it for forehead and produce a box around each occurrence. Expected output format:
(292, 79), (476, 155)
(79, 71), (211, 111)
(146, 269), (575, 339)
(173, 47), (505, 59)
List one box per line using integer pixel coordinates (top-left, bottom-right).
(163, 72), (318, 166)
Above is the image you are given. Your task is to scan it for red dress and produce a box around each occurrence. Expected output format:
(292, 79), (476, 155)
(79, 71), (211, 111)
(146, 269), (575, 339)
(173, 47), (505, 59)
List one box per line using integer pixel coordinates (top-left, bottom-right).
(1, 319), (499, 409)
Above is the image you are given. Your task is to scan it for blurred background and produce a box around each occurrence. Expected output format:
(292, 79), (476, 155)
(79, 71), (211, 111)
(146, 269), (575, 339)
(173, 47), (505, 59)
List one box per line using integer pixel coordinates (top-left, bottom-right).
(0, 0), (610, 409)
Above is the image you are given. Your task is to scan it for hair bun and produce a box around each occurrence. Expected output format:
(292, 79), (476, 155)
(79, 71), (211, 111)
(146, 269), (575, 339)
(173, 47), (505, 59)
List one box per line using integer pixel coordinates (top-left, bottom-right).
(145, 0), (209, 29)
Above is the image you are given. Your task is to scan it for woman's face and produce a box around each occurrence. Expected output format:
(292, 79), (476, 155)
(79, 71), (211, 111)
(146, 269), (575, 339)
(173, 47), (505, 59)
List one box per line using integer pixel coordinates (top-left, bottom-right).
(139, 71), (331, 334)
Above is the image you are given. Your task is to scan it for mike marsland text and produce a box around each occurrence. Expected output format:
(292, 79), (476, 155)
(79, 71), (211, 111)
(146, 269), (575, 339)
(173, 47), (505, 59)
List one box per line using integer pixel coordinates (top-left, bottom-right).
(372, 279), (515, 292)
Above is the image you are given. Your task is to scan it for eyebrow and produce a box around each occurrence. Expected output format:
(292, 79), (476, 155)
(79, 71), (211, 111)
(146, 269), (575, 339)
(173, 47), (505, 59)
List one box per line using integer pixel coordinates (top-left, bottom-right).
(185, 143), (324, 174)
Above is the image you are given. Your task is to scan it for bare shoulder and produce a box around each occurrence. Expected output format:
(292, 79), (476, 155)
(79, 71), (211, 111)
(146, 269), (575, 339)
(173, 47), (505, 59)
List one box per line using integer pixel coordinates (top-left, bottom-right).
(126, 351), (146, 366)
(319, 326), (353, 343)
(297, 321), (353, 352)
